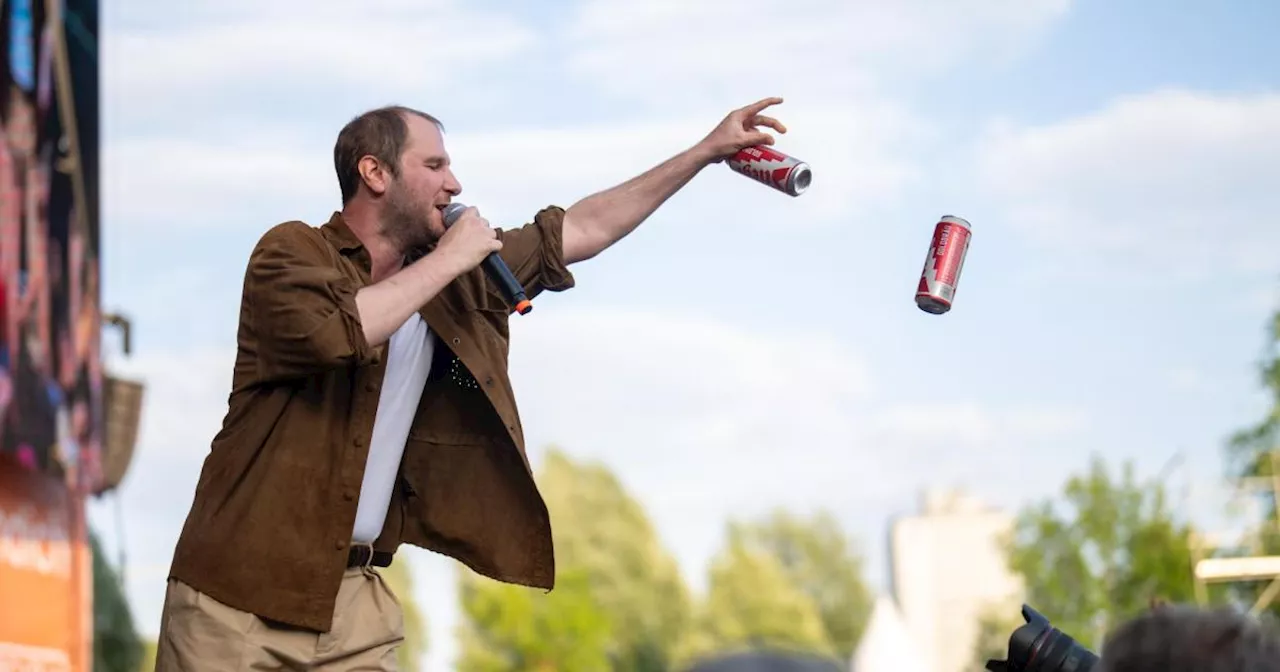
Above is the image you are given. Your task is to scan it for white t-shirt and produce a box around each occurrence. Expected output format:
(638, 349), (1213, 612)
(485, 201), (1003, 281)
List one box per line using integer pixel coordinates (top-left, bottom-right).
(350, 312), (434, 543)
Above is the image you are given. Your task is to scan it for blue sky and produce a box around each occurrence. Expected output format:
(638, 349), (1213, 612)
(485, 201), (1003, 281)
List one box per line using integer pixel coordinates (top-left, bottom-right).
(85, 1), (1280, 669)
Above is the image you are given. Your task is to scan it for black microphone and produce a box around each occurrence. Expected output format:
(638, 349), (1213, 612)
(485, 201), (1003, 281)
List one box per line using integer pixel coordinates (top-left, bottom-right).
(441, 202), (532, 315)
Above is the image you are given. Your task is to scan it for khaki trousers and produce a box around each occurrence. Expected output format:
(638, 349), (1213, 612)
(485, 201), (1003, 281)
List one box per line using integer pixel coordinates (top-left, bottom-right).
(153, 566), (405, 671)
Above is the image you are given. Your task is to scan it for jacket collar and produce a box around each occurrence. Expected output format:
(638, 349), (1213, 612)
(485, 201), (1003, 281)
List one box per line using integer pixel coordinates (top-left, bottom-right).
(320, 211), (364, 253)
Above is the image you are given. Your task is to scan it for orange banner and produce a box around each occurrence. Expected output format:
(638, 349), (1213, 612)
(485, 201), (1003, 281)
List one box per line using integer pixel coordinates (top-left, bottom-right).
(0, 456), (90, 672)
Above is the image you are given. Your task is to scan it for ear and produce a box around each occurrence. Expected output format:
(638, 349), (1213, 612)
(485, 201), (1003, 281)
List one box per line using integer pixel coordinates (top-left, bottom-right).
(358, 156), (390, 197)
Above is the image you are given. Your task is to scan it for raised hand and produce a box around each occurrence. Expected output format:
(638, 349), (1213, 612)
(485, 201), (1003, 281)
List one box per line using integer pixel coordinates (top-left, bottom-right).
(694, 96), (788, 162)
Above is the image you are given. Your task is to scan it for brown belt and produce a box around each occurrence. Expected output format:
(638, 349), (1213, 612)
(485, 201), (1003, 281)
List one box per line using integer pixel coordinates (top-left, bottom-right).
(347, 544), (393, 568)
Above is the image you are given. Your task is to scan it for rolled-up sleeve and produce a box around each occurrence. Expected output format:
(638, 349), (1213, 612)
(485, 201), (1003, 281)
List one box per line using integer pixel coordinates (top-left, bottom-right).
(494, 206), (577, 301)
(246, 222), (377, 380)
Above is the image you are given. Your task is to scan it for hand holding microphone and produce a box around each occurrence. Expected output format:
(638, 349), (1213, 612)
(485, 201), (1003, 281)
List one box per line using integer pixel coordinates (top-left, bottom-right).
(438, 202), (533, 315)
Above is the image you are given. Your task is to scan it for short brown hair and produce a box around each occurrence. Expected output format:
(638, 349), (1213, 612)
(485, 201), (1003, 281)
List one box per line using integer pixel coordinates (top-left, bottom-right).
(1098, 604), (1280, 672)
(333, 105), (444, 204)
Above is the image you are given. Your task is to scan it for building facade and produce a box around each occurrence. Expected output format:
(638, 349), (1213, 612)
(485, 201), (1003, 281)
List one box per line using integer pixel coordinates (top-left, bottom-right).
(889, 489), (1023, 672)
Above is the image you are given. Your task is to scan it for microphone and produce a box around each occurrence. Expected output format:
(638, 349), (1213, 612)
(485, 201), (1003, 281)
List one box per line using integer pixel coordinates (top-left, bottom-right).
(441, 202), (532, 315)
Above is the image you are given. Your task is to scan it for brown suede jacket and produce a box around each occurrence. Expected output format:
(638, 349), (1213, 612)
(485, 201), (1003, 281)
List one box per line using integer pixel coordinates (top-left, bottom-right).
(168, 207), (575, 632)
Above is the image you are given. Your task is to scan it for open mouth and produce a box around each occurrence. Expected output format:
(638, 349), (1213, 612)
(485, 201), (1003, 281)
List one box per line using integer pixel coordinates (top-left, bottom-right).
(433, 203), (452, 225)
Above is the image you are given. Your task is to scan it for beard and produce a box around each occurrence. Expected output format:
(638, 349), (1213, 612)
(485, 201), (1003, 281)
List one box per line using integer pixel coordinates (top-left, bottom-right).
(381, 182), (435, 252)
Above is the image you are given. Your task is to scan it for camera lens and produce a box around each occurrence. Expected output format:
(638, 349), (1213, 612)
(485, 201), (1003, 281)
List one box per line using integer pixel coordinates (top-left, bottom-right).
(1023, 625), (1097, 672)
(986, 605), (1099, 672)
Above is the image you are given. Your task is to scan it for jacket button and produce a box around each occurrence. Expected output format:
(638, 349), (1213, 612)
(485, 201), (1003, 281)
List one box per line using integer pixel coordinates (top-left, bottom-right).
(335, 540), (346, 550)
(365, 381), (378, 392)
(343, 490), (355, 501)
(353, 437), (365, 447)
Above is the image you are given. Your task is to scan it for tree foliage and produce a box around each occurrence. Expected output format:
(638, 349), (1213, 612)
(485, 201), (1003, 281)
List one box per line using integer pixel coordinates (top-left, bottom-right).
(1000, 456), (1196, 651)
(675, 525), (835, 668)
(537, 450), (692, 671)
(455, 448), (691, 671)
(453, 450), (876, 670)
(732, 510), (874, 661)
(1226, 304), (1280, 616)
(137, 640), (157, 672)
(456, 569), (614, 672)
(1228, 307), (1280, 489)
(90, 528), (144, 672)
(968, 603), (1024, 672)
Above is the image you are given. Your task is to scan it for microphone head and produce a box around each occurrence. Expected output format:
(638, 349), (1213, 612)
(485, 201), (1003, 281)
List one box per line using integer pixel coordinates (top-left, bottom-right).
(441, 202), (467, 227)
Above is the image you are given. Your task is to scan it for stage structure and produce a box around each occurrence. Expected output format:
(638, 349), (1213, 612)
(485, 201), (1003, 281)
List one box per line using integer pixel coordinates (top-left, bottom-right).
(0, 1), (142, 670)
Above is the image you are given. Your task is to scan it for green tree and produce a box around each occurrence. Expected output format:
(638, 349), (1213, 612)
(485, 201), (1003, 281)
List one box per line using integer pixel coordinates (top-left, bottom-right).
(91, 528), (144, 672)
(675, 525), (834, 668)
(137, 640), (157, 672)
(733, 510), (874, 661)
(1000, 456), (1196, 651)
(455, 569), (613, 672)
(1226, 304), (1280, 616)
(536, 450), (691, 671)
(455, 448), (691, 671)
(381, 557), (428, 671)
(967, 603), (1023, 672)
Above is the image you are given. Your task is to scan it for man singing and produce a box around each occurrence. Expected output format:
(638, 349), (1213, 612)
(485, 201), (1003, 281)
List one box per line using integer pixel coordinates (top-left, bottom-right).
(154, 97), (787, 670)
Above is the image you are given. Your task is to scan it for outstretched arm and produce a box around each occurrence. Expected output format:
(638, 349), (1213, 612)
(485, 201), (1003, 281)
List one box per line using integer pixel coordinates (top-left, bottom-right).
(560, 97), (788, 264)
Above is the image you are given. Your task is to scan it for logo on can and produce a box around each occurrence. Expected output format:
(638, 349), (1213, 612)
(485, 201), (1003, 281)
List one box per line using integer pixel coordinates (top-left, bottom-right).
(726, 146), (812, 197)
(915, 215), (972, 315)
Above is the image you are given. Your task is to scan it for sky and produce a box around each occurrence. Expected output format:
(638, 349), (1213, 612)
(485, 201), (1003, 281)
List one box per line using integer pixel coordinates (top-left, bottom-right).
(83, 0), (1280, 669)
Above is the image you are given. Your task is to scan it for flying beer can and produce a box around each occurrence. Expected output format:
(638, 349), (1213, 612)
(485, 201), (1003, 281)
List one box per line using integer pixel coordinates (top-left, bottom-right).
(726, 145), (811, 197)
(915, 215), (972, 315)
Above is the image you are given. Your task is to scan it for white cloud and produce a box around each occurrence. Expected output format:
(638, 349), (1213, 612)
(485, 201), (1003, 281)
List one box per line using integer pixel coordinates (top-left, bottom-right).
(104, 0), (1071, 125)
(99, 0), (1074, 240)
(510, 309), (875, 476)
(504, 308), (1090, 592)
(103, 98), (923, 238)
(1165, 366), (1202, 391)
(564, 0), (1072, 104)
(977, 90), (1280, 280)
(871, 402), (1088, 446)
(103, 0), (538, 125)
(105, 348), (234, 455)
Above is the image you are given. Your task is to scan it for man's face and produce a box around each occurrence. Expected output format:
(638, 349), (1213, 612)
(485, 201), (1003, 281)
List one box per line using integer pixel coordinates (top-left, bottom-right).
(381, 114), (462, 250)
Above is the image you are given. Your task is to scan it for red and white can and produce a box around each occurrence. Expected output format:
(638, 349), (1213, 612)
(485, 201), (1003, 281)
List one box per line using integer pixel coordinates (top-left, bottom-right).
(726, 145), (811, 197)
(915, 215), (972, 315)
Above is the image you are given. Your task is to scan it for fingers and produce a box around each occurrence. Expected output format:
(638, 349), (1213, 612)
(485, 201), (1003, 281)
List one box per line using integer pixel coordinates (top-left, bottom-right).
(461, 206), (491, 230)
(747, 131), (776, 146)
(750, 114), (787, 133)
(740, 96), (784, 117)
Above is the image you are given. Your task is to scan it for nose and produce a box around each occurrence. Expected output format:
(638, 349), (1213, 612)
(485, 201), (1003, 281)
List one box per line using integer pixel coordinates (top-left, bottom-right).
(444, 168), (462, 197)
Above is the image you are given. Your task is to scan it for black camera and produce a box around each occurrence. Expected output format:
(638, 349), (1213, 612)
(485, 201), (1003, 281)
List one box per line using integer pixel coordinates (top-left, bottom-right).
(985, 604), (1099, 672)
